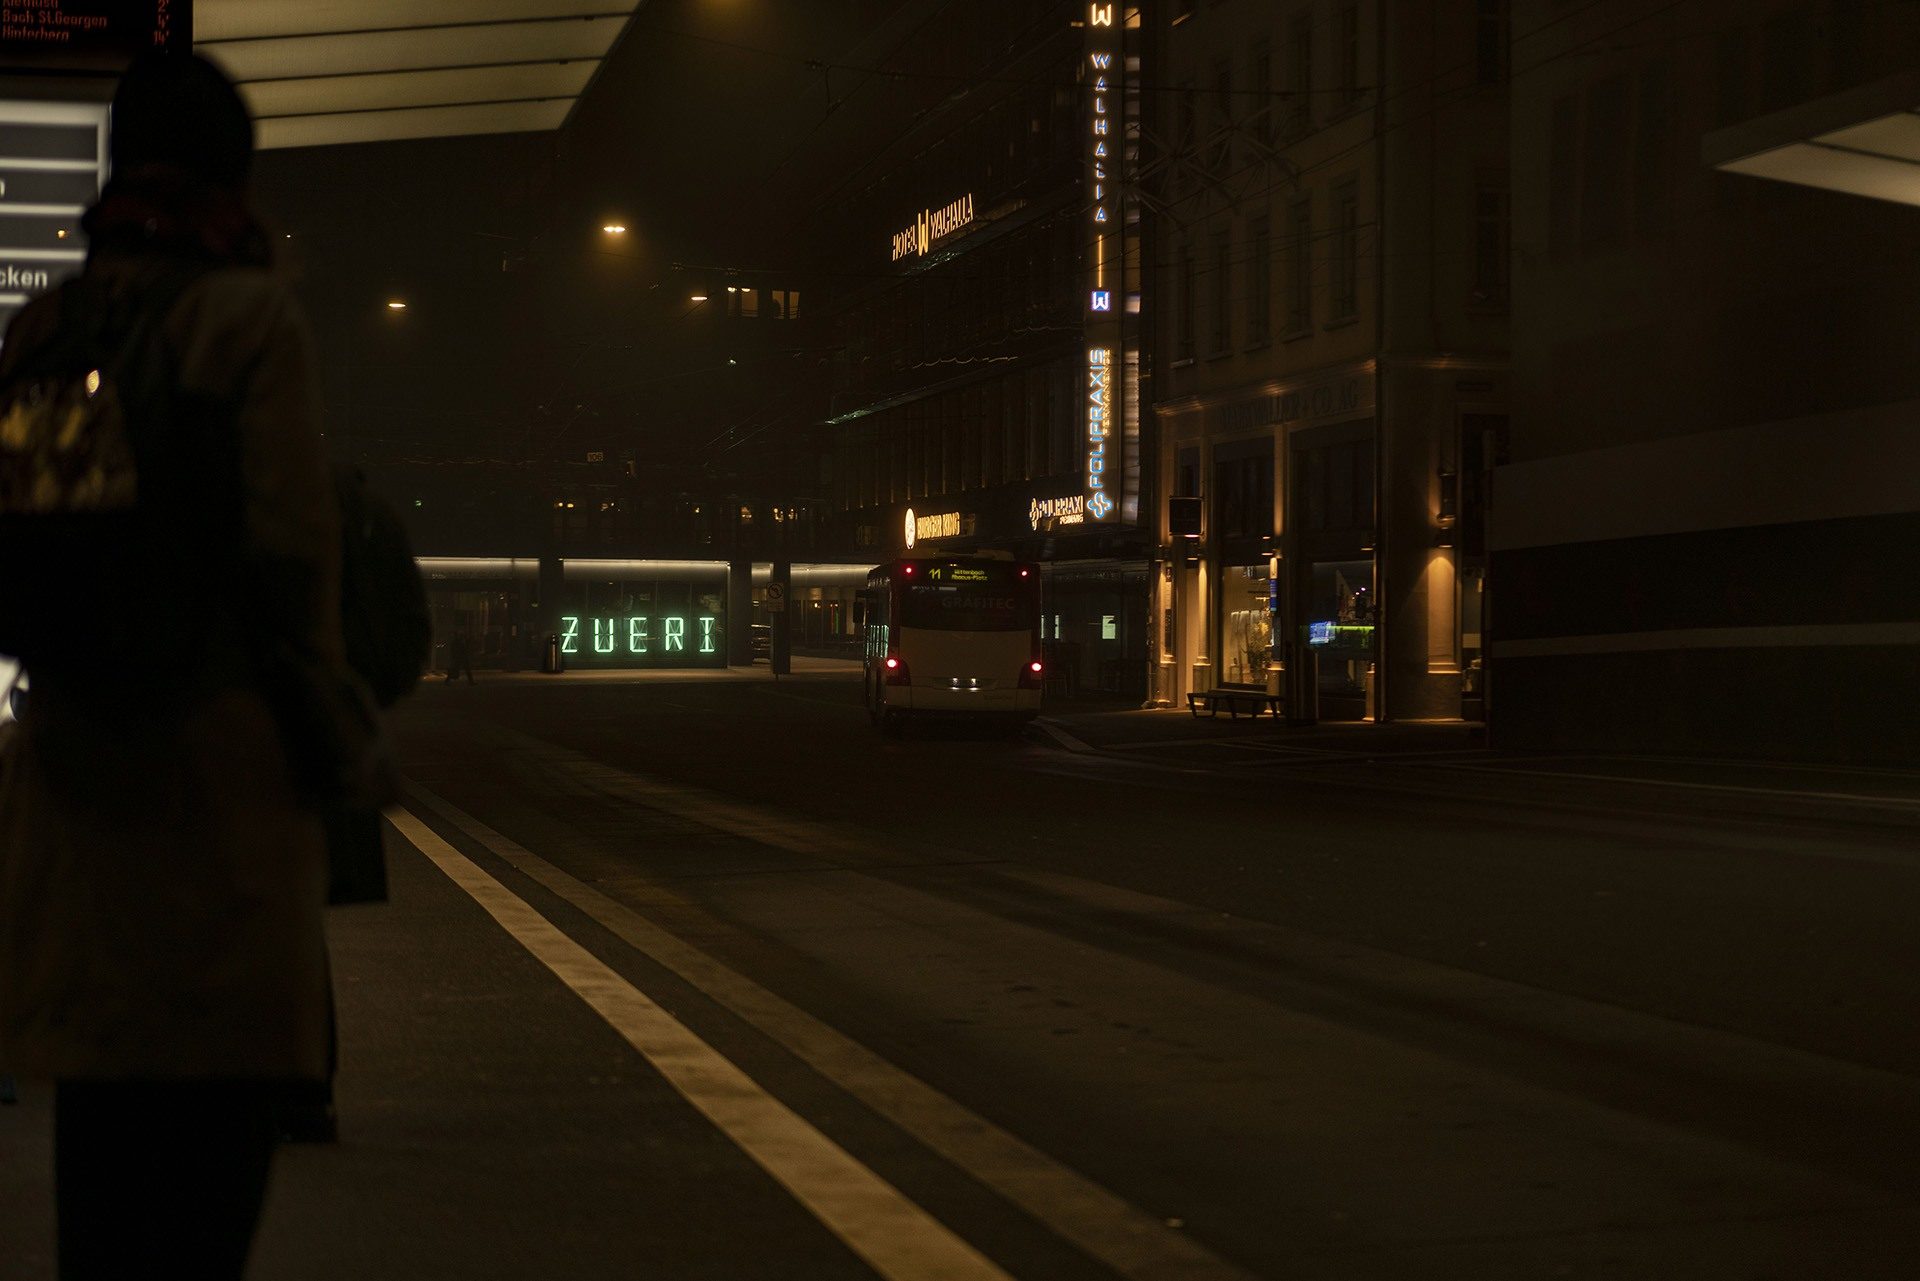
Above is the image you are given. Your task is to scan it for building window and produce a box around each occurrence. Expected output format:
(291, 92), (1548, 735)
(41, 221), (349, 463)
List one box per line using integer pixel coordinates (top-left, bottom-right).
(1761, 7), (1815, 112)
(1333, 3), (1360, 111)
(1286, 196), (1312, 335)
(1330, 180), (1358, 322)
(1472, 177), (1508, 310)
(1579, 74), (1630, 250)
(1248, 40), (1273, 147)
(1286, 11), (1313, 137)
(769, 288), (801, 320)
(729, 287), (758, 318)
(1210, 60), (1232, 173)
(1714, 28), (1750, 126)
(1476, 0), (1509, 84)
(1634, 61), (1673, 236)
(1176, 240), (1196, 361)
(1209, 234), (1232, 356)
(1547, 95), (1577, 257)
(1246, 215), (1272, 346)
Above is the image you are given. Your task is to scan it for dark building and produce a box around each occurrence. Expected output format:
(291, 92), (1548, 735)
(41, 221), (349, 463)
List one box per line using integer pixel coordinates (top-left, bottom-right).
(1497, 0), (1920, 762)
(806, 1), (1158, 700)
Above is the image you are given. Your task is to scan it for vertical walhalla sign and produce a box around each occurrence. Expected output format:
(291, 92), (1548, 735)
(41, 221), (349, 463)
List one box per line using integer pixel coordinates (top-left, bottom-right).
(1082, 3), (1122, 523)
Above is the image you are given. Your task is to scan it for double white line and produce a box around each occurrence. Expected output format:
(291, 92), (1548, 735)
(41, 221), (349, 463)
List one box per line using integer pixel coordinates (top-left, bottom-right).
(390, 780), (1256, 1281)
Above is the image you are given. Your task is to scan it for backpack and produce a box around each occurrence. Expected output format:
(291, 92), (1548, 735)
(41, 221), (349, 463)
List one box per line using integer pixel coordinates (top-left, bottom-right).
(334, 464), (429, 709)
(0, 269), (237, 673)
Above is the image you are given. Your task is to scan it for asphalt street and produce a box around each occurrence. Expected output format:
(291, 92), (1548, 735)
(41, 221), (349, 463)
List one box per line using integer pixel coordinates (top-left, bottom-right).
(5, 661), (1919, 1279)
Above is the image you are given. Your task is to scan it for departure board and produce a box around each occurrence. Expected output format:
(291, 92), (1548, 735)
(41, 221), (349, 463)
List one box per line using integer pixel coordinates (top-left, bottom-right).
(0, 99), (105, 337)
(1, 1), (190, 71)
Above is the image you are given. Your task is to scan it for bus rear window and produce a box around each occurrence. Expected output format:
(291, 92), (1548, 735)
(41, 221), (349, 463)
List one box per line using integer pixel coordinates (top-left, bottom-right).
(900, 585), (1035, 632)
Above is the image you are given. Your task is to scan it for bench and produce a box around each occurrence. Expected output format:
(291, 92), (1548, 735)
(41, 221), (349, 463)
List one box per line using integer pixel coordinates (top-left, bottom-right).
(1186, 688), (1283, 720)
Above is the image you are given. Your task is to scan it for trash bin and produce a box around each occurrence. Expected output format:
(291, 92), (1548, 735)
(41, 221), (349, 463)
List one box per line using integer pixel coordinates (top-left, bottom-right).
(544, 632), (562, 674)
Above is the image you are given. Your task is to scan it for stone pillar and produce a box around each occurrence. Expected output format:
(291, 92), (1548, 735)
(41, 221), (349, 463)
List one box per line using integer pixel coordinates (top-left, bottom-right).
(726, 560), (753, 666)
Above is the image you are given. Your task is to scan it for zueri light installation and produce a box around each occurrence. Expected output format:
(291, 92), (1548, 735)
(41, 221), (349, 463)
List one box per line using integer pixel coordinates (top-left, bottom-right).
(560, 615), (718, 658)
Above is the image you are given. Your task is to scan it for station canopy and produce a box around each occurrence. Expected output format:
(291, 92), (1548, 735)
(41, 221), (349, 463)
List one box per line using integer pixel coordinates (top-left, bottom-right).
(1704, 71), (1920, 208)
(196, 1), (644, 150)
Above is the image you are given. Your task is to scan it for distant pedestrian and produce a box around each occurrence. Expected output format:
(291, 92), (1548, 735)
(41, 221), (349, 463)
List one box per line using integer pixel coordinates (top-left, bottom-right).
(0, 53), (339, 1280)
(447, 629), (476, 683)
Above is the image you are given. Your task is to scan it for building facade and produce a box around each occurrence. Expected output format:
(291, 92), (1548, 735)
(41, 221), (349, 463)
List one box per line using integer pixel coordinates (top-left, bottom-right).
(815, 2), (1158, 699)
(1496, 0), (1920, 761)
(1152, 0), (1511, 721)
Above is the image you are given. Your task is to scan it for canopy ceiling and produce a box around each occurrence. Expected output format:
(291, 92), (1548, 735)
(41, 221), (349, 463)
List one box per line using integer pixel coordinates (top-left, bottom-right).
(1704, 71), (1920, 208)
(196, 1), (644, 150)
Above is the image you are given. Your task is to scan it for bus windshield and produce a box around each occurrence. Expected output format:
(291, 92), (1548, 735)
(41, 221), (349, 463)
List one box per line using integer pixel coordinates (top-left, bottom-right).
(898, 565), (1036, 632)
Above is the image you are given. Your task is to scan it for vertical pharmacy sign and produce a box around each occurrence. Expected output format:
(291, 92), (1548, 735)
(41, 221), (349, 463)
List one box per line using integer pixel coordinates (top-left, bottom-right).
(1083, 3), (1122, 524)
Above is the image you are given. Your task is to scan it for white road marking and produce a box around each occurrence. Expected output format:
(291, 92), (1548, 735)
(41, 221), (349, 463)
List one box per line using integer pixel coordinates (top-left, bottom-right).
(385, 805), (1015, 1281)
(1029, 719), (1094, 753)
(403, 779), (1262, 1281)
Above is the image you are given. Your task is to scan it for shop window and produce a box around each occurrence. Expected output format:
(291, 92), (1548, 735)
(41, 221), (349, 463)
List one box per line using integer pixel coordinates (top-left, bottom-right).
(1213, 441), (1273, 543)
(1217, 564), (1273, 687)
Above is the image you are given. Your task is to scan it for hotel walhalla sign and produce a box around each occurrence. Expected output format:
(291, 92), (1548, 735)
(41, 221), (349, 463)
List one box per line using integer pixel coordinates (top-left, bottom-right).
(0, 0), (190, 70)
(890, 193), (975, 261)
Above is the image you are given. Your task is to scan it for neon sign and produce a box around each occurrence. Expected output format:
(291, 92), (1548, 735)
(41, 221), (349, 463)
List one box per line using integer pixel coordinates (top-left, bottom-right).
(1086, 347), (1113, 520)
(912, 510), (964, 543)
(1029, 493), (1087, 529)
(1083, 4), (1122, 522)
(890, 193), (975, 261)
(559, 615), (720, 665)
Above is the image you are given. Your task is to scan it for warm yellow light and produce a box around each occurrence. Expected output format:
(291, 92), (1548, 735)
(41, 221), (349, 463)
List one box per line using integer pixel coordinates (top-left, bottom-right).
(690, 294), (708, 303)
(726, 286), (737, 293)
(54, 228), (68, 239)
(602, 224), (627, 235)
(386, 300), (407, 310)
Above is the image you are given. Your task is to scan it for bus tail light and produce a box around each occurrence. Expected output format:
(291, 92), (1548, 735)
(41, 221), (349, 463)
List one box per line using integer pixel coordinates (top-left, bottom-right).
(884, 655), (911, 685)
(1019, 659), (1043, 690)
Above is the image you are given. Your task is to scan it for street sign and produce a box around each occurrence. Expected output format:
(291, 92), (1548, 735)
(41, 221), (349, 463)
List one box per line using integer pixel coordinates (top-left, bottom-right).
(763, 580), (787, 612)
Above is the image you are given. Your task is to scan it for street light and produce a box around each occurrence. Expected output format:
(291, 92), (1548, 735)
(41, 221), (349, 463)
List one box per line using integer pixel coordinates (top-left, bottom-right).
(386, 300), (408, 311)
(690, 294), (708, 303)
(602, 223), (627, 235)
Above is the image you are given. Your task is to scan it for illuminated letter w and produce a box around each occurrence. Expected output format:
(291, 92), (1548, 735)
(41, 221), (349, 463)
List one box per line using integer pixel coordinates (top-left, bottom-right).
(1090, 4), (1114, 27)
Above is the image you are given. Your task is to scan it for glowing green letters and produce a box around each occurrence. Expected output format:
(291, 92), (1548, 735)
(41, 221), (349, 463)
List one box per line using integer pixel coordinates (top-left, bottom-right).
(559, 615), (722, 665)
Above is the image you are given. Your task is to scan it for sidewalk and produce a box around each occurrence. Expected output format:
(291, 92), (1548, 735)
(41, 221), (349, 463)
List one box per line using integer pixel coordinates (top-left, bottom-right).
(0, 809), (875, 1281)
(1031, 704), (1920, 811)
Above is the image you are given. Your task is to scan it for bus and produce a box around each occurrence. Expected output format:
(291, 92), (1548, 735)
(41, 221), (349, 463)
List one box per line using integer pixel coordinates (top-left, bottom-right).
(863, 555), (1043, 732)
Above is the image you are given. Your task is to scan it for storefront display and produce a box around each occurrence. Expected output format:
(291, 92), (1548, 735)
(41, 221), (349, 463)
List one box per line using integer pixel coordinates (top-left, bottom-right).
(1216, 563), (1273, 687)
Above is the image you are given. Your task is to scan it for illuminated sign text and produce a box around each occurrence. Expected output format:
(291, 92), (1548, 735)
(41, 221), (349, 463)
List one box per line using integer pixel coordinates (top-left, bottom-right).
(913, 510), (963, 543)
(1029, 494), (1087, 529)
(891, 193), (975, 261)
(1085, 348), (1113, 520)
(559, 615), (720, 665)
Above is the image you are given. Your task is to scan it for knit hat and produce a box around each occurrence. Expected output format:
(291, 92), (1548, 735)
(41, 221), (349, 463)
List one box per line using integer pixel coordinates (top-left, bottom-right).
(109, 52), (254, 187)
